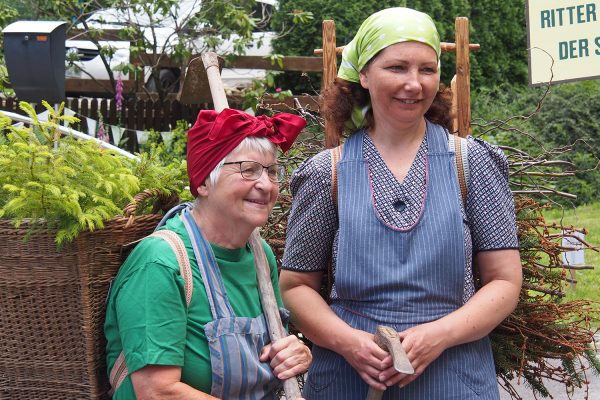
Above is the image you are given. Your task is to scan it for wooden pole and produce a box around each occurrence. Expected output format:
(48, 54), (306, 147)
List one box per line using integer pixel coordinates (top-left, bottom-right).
(365, 326), (414, 400)
(450, 75), (458, 134)
(248, 230), (303, 400)
(201, 53), (228, 111)
(322, 20), (340, 149)
(455, 17), (471, 137)
(314, 42), (480, 55)
(200, 52), (302, 400)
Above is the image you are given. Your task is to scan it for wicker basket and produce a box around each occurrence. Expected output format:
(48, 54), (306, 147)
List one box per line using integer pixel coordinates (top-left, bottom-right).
(0, 193), (171, 399)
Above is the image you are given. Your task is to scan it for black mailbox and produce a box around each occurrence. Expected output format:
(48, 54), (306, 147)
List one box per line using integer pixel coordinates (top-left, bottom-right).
(2, 21), (67, 103)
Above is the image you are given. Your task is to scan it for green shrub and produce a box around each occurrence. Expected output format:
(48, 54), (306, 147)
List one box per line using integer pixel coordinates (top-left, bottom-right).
(472, 80), (600, 205)
(0, 101), (189, 245)
(272, 0), (528, 92)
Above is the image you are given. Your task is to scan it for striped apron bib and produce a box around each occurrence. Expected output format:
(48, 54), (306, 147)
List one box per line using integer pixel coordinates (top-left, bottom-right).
(303, 123), (499, 399)
(180, 208), (284, 399)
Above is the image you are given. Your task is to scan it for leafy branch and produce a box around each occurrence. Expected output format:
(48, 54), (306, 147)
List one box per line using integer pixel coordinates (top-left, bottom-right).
(0, 101), (188, 246)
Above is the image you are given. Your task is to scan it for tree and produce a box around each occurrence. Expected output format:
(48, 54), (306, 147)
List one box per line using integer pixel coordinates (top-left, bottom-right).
(272, 0), (528, 92)
(62, 0), (265, 100)
(0, 0), (19, 95)
(1, 0), (309, 101)
(472, 80), (600, 205)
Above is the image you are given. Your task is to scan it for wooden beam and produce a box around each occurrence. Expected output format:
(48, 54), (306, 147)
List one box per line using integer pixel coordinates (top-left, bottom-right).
(226, 55), (322, 72)
(450, 75), (458, 133)
(65, 79), (136, 94)
(68, 29), (134, 41)
(314, 42), (480, 56)
(137, 54), (323, 72)
(455, 17), (471, 137)
(322, 20), (339, 149)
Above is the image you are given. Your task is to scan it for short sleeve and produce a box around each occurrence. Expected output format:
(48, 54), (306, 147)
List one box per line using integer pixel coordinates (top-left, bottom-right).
(282, 150), (337, 271)
(115, 240), (188, 373)
(466, 137), (519, 252)
(263, 239), (283, 308)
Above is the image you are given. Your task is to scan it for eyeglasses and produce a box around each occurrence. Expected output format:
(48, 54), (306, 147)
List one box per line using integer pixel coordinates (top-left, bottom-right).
(222, 161), (285, 183)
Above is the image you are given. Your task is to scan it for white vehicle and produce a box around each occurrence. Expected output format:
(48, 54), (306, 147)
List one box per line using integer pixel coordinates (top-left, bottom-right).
(65, 0), (277, 91)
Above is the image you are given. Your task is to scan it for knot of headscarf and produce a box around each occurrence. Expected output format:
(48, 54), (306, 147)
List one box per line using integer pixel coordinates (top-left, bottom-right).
(187, 108), (306, 196)
(337, 7), (441, 129)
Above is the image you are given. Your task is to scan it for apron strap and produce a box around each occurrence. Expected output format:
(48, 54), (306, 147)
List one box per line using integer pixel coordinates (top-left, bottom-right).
(181, 208), (236, 319)
(326, 125), (469, 302)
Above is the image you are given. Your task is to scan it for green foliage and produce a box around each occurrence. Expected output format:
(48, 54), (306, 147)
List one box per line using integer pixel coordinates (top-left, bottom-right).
(0, 0), (61, 21)
(0, 1), (18, 95)
(472, 80), (600, 205)
(139, 119), (188, 164)
(469, 0), (528, 88)
(271, 0), (528, 92)
(135, 118), (193, 202)
(239, 71), (293, 112)
(0, 101), (188, 246)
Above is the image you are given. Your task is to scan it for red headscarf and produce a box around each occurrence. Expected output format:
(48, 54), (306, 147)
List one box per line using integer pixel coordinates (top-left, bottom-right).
(187, 108), (306, 196)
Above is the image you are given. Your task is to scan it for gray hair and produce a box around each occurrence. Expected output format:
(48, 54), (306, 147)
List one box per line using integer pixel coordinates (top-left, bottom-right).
(193, 137), (278, 205)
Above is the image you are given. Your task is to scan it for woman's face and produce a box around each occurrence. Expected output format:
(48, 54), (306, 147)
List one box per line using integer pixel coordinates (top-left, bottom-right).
(202, 148), (279, 230)
(359, 41), (440, 126)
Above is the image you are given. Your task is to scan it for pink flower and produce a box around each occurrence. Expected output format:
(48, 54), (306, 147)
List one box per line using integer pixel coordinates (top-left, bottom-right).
(275, 87), (282, 93)
(115, 78), (124, 111)
(97, 122), (107, 142)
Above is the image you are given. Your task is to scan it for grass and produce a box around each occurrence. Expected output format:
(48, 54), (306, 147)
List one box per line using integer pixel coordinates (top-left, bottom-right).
(542, 202), (600, 304)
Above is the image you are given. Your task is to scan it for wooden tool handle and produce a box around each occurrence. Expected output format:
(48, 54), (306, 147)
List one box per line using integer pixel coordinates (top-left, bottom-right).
(249, 230), (303, 399)
(201, 52), (228, 112)
(366, 325), (414, 400)
(201, 52), (302, 399)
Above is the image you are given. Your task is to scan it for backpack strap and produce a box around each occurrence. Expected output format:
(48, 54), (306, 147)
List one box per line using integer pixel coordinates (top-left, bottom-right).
(330, 144), (343, 207)
(447, 134), (470, 206)
(330, 134), (469, 208)
(108, 230), (192, 395)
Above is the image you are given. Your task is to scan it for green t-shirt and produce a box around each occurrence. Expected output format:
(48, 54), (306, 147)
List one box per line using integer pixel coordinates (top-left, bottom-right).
(104, 215), (283, 399)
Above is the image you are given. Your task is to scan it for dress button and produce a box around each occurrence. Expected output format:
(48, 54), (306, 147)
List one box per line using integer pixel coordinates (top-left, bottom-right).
(393, 200), (406, 212)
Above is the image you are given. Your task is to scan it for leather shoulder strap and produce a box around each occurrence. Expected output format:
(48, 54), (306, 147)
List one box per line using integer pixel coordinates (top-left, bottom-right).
(109, 230), (192, 395)
(448, 134), (469, 207)
(330, 145), (343, 207)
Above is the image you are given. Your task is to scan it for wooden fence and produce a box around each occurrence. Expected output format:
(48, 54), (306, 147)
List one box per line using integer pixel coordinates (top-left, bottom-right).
(1, 96), (203, 132)
(0, 93), (318, 152)
(1, 95), (317, 131)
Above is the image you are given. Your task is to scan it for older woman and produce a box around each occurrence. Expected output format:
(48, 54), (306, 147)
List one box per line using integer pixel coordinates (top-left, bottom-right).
(105, 108), (311, 399)
(280, 7), (522, 400)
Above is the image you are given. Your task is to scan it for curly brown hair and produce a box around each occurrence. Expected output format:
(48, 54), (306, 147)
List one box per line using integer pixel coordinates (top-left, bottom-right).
(320, 77), (454, 137)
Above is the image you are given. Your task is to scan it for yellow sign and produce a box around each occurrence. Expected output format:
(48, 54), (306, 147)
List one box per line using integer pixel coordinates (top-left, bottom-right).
(526, 0), (600, 85)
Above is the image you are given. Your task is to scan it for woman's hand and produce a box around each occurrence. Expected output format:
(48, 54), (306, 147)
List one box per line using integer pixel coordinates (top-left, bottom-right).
(391, 321), (449, 387)
(337, 328), (394, 391)
(384, 249), (523, 389)
(259, 335), (312, 380)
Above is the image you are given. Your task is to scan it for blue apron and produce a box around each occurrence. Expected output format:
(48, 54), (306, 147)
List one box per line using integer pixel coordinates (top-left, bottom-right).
(176, 207), (285, 399)
(303, 123), (499, 399)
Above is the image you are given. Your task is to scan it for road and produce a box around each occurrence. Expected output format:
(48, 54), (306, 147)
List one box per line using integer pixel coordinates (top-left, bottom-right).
(499, 335), (599, 400)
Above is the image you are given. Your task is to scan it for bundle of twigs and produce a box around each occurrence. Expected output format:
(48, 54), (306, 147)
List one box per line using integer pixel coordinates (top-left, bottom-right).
(492, 143), (600, 399)
(258, 98), (599, 399)
(494, 196), (599, 399)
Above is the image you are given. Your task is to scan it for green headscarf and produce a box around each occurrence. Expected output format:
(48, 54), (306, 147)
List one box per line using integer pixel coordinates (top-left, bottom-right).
(338, 7), (441, 129)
